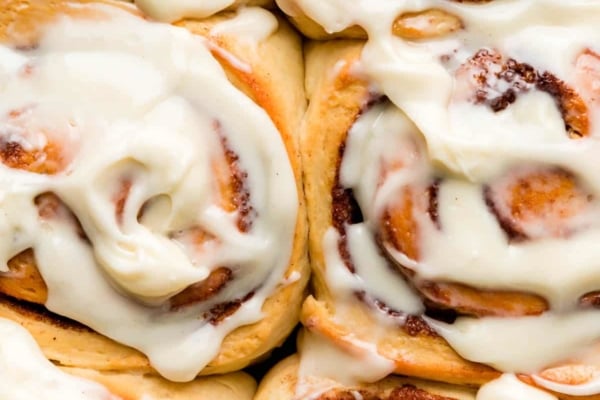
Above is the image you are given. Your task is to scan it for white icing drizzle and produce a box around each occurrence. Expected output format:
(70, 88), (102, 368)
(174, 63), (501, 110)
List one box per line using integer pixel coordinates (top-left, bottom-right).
(296, 331), (394, 400)
(210, 7), (279, 46)
(0, 4), (296, 382)
(476, 374), (557, 400)
(427, 312), (600, 373)
(533, 372), (600, 397)
(207, 42), (252, 73)
(135, 0), (235, 22)
(282, 0), (600, 396)
(323, 226), (423, 319)
(350, 391), (364, 400)
(0, 318), (118, 400)
(280, 270), (301, 286)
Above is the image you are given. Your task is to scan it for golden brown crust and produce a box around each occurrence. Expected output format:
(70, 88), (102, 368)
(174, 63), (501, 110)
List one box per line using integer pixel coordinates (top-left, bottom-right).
(254, 355), (477, 400)
(64, 367), (256, 400)
(302, 39), (369, 298)
(418, 280), (548, 317)
(0, 250), (48, 305)
(0, 295), (258, 399)
(0, 295), (150, 371)
(0, 0), (309, 378)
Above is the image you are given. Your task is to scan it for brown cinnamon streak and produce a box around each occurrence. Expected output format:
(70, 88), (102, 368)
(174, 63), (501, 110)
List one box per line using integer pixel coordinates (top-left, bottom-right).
(419, 281), (548, 317)
(461, 49), (589, 138)
(205, 291), (255, 325)
(170, 267), (233, 311)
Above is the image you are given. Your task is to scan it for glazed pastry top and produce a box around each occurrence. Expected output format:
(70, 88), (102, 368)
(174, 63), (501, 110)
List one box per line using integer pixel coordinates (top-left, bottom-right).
(282, 0), (600, 397)
(0, 2), (297, 382)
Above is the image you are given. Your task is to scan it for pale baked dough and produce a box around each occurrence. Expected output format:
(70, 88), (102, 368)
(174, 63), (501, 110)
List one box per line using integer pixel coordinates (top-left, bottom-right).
(254, 354), (477, 400)
(0, 0), (309, 378)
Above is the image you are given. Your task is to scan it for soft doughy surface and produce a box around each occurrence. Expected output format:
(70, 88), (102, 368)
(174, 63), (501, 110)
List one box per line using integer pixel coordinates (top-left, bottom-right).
(254, 355), (477, 400)
(0, 0), (309, 377)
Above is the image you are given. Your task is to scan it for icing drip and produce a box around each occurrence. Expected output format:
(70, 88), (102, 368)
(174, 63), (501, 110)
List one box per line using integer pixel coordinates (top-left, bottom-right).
(210, 7), (279, 46)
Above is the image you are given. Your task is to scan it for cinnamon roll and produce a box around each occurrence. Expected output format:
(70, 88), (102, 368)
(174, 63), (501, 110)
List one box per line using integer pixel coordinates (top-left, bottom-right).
(273, 1), (600, 399)
(0, 0), (308, 389)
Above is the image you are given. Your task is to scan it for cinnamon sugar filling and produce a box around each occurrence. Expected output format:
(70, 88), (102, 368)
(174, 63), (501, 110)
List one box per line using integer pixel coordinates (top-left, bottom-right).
(331, 96), (600, 323)
(0, 125), (258, 325)
(455, 49), (589, 138)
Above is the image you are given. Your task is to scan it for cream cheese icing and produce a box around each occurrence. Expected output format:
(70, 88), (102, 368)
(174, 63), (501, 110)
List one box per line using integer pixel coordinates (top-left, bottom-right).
(284, 0), (600, 396)
(209, 7), (279, 46)
(0, 318), (118, 400)
(0, 3), (297, 382)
